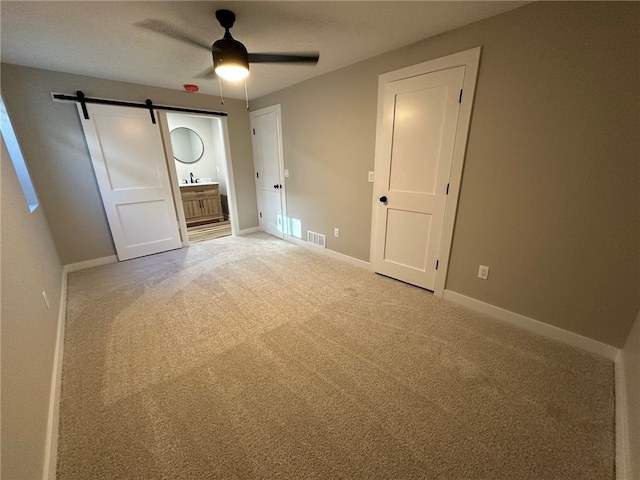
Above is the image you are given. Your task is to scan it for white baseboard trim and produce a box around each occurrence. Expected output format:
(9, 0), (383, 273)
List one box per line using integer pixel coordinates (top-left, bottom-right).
(442, 290), (620, 360)
(64, 255), (117, 273)
(43, 268), (68, 480)
(237, 226), (260, 235)
(284, 235), (370, 270)
(615, 351), (630, 480)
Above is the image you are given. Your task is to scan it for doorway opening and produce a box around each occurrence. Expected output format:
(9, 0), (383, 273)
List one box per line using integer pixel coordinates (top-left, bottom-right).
(164, 112), (238, 245)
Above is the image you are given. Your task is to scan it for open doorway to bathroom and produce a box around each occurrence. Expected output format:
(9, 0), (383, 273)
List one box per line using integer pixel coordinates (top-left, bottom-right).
(165, 112), (236, 244)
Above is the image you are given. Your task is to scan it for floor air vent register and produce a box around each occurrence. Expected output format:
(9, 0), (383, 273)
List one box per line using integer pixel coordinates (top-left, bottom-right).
(307, 230), (326, 248)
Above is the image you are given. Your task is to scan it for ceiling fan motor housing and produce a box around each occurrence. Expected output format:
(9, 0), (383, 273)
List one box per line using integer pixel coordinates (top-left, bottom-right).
(212, 37), (249, 72)
(136, 8), (318, 83)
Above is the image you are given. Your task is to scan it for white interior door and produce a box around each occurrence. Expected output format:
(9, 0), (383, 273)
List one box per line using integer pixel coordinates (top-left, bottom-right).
(372, 66), (465, 290)
(78, 103), (182, 261)
(250, 106), (285, 238)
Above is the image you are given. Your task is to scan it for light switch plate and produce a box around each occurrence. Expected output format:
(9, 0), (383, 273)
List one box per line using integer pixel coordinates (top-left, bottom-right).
(284, 169), (289, 178)
(368, 171), (374, 182)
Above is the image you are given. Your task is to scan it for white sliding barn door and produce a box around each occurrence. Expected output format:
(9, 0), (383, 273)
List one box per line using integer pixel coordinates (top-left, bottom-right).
(250, 105), (286, 239)
(78, 103), (182, 261)
(372, 66), (465, 291)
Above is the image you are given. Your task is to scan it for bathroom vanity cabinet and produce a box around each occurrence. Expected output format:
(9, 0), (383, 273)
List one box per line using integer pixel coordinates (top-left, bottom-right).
(180, 183), (224, 225)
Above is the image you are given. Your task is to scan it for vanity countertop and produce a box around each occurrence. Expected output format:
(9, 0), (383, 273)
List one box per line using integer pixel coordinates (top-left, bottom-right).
(180, 182), (219, 188)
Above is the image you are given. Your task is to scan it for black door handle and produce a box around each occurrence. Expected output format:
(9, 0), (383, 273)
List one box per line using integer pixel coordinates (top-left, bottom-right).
(379, 196), (387, 203)
(274, 184), (279, 189)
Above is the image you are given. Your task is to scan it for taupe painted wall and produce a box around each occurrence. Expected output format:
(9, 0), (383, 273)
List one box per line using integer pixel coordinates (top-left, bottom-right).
(1, 138), (63, 479)
(251, 2), (640, 347)
(0, 65), (258, 265)
(622, 311), (640, 478)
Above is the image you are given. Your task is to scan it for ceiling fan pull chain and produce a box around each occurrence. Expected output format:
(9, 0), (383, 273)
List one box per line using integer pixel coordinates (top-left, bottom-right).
(218, 75), (225, 105)
(244, 79), (249, 110)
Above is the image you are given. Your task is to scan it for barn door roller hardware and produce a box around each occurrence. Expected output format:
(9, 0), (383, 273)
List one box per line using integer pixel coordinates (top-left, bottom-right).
(51, 91), (228, 122)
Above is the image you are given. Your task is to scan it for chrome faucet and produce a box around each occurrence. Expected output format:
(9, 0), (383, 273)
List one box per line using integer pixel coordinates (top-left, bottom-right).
(190, 172), (194, 184)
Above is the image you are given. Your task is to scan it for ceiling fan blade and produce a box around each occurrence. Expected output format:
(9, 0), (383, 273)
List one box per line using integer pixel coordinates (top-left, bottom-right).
(248, 53), (320, 64)
(136, 19), (211, 51)
(194, 66), (216, 80)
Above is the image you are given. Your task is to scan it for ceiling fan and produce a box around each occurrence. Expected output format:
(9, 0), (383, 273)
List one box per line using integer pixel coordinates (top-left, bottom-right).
(137, 9), (320, 82)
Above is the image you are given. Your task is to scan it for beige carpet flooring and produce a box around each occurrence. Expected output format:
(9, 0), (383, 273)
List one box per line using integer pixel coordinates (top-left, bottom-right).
(57, 234), (615, 479)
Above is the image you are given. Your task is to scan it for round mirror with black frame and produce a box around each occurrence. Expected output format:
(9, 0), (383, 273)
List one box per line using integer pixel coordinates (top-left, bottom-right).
(170, 127), (204, 164)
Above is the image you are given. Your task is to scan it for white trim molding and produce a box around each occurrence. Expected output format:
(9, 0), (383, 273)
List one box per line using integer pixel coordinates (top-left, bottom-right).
(237, 226), (261, 236)
(443, 290), (620, 360)
(219, 117), (241, 238)
(284, 235), (370, 270)
(64, 255), (117, 273)
(43, 269), (68, 480)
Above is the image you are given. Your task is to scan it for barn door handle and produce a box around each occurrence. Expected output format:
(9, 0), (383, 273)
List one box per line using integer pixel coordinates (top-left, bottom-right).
(379, 196), (387, 203)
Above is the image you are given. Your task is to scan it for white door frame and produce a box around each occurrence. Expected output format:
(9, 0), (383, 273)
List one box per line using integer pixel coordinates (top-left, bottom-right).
(370, 47), (482, 297)
(219, 116), (241, 237)
(159, 112), (240, 245)
(249, 104), (287, 238)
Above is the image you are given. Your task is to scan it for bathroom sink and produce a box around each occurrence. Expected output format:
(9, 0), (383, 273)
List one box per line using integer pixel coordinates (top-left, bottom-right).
(179, 181), (219, 187)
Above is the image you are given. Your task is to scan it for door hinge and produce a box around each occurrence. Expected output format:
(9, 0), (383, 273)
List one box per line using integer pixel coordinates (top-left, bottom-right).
(252, 128), (256, 135)
(459, 89), (463, 103)
(446, 183), (450, 195)
(256, 172), (259, 179)
(436, 260), (439, 270)
(259, 212), (262, 218)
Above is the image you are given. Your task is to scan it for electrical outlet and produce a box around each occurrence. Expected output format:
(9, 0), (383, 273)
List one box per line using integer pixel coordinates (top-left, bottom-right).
(334, 228), (340, 237)
(478, 265), (489, 280)
(368, 171), (374, 183)
(284, 169), (289, 178)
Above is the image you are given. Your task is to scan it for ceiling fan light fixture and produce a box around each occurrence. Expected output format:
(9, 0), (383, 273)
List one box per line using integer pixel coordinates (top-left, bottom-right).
(138, 9), (319, 85)
(215, 64), (249, 82)
(213, 36), (250, 82)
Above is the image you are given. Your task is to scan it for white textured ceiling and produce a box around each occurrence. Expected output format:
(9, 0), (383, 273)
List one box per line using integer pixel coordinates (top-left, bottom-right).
(1, 1), (527, 100)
